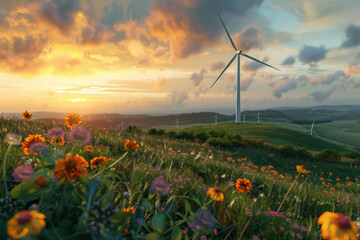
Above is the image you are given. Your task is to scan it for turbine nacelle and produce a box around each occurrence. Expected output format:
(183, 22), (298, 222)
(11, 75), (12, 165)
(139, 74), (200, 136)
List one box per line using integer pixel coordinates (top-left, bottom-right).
(236, 50), (241, 54)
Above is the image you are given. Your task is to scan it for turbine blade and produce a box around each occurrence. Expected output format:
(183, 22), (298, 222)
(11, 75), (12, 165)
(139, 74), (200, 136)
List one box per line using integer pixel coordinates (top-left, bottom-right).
(218, 12), (237, 51)
(240, 53), (280, 71)
(211, 54), (237, 88)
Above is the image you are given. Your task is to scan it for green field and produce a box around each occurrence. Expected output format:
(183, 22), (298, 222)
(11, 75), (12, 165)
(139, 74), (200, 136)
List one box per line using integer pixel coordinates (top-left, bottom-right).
(183, 123), (349, 152)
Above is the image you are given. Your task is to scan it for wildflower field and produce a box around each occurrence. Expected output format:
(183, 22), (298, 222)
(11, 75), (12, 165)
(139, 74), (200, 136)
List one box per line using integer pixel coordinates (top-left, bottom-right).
(0, 112), (360, 240)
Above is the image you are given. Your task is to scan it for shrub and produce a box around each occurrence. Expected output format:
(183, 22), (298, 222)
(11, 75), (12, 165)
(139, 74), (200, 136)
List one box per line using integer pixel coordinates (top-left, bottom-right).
(206, 137), (234, 149)
(156, 129), (166, 136)
(148, 128), (157, 135)
(122, 125), (142, 135)
(194, 130), (209, 143)
(167, 130), (176, 139)
(316, 149), (341, 163)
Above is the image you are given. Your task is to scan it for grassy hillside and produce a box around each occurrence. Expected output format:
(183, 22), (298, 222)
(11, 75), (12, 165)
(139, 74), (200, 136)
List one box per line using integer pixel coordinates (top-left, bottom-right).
(184, 123), (348, 152)
(1, 116), (360, 239)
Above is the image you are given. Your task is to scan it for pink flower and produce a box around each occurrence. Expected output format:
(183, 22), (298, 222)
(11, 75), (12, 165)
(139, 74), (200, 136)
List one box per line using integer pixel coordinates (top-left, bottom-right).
(279, 226), (285, 231)
(291, 232), (295, 237)
(200, 236), (207, 240)
(301, 226), (307, 231)
(296, 233), (303, 239)
(253, 235), (260, 240)
(12, 165), (35, 183)
(293, 223), (300, 228)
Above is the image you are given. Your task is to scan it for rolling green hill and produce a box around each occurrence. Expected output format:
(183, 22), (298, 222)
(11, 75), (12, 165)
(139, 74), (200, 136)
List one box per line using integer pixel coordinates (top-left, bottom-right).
(183, 123), (349, 152)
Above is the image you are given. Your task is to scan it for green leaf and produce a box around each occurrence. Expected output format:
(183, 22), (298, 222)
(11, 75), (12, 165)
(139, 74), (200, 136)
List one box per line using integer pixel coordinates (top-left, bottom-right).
(164, 196), (175, 214)
(171, 226), (182, 240)
(147, 232), (159, 240)
(151, 213), (167, 233)
(86, 178), (101, 211)
(0, 219), (7, 240)
(141, 199), (153, 212)
(10, 181), (40, 199)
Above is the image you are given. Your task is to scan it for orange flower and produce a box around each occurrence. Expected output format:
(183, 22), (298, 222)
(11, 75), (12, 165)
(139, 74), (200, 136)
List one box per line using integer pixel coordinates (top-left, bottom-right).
(215, 174), (218, 179)
(21, 110), (33, 121)
(90, 156), (111, 169)
(53, 153), (88, 183)
(207, 187), (224, 202)
(320, 177), (325, 181)
(348, 182), (354, 186)
(65, 113), (82, 128)
(318, 212), (359, 240)
(21, 135), (46, 155)
(124, 207), (135, 214)
(7, 210), (46, 239)
(124, 139), (139, 151)
(35, 176), (49, 188)
(50, 136), (65, 146)
(2, 127), (7, 132)
(296, 165), (310, 174)
(85, 145), (94, 152)
(236, 178), (252, 193)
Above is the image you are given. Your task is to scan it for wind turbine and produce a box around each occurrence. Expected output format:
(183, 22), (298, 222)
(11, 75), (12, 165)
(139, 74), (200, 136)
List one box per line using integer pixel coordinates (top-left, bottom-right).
(304, 120), (319, 136)
(174, 116), (181, 130)
(256, 112), (263, 124)
(212, 114), (218, 125)
(243, 112), (248, 123)
(211, 12), (280, 123)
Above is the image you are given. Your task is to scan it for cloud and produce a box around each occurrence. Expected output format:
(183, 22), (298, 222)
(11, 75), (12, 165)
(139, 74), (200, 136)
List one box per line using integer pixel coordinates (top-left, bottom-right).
(79, 25), (115, 45)
(342, 24), (360, 48)
(299, 45), (327, 64)
(167, 90), (189, 105)
(309, 70), (348, 85)
(145, 0), (264, 60)
(242, 56), (269, 72)
(282, 56), (295, 66)
(0, 34), (49, 74)
(210, 61), (226, 73)
(190, 67), (208, 86)
(232, 25), (263, 51)
(346, 58), (360, 75)
(241, 72), (256, 91)
(273, 75), (309, 98)
(226, 72), (256, 91)
(38, 0), (81, 35)
(0, 10), (10, 27)
(155, 78), (166, 90)
(309, 90), (332, 102)
(194, 86), (209, 97)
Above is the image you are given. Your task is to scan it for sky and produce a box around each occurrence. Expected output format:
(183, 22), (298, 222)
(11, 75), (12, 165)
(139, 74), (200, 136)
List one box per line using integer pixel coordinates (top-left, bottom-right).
(0, 0), (360, 115)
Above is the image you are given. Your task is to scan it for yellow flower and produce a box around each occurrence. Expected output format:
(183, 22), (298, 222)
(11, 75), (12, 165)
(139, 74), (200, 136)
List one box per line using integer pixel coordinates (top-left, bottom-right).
(235, 178), (252, 193)
(21, 135), (46, 155)
(50, 136), (65, 146)
(296, 165), (310, 174)
(21, 110), (33, 121)
(65, 113), (82, 128)
(318, 211), (358, 240)
(124, 139), (139, 151)
(53, 153), (89, 183)
(207, 187), (224, 202)
(7, 210), (46, 239)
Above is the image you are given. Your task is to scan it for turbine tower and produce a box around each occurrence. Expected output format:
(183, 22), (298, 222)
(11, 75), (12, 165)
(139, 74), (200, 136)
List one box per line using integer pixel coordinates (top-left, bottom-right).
(256, 112), (263, 124)
(213, 113), (218, 125)
(243, 112), (248, 123)
(211, 12), (280, 123)
(174, 116), (181, 130)
(304, 120), (319, 136)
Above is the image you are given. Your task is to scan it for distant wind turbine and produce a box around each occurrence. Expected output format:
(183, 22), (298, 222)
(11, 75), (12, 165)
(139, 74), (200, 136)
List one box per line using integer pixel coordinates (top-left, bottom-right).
(243, 112), (248, 123)
(174, 116), (181, 130)
(256, 112), (263, 124)
(211, 12), (280, 123)
(212, 113), (218, 125)
(304, 120), (319, 136)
